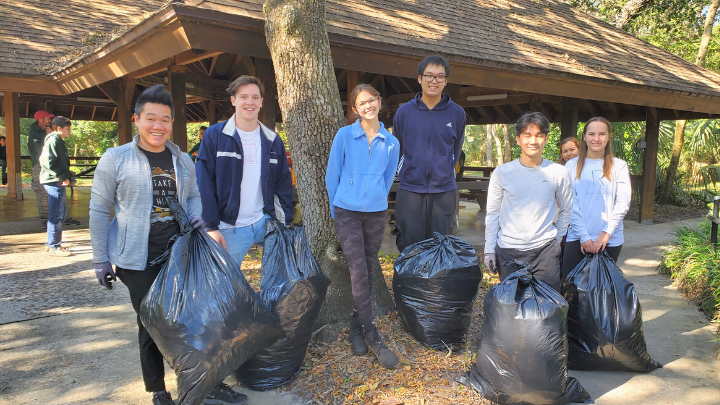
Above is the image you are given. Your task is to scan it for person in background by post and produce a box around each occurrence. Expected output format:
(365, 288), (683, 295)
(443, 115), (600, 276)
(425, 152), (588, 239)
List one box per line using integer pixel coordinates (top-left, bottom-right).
(189, 125), (206, 162)
(558, 137), (580, 165)
(392, 55), (466, 252)
(483, 112), (573, 293)
(326, 83), (401, 370)
(562, 117), (631, 280)
(28, 110), (53, 229)
(39, 116), (76, 256)
(0, 136), (6, 185)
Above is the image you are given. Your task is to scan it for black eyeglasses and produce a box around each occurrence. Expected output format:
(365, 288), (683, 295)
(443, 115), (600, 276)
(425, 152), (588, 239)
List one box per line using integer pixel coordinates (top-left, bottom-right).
(422, 74), (447, 83)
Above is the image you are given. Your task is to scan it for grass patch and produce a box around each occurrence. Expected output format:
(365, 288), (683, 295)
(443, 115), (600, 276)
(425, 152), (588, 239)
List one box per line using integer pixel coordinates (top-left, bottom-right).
(658, 221), (720, 324)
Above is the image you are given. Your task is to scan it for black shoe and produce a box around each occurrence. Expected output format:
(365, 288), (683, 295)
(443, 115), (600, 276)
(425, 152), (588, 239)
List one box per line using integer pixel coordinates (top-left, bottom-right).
(364, 328), (399, 369)
(349, 312), (369, 356)
(64, 217), (81, 225)
(41, 220), (47, 230)
(152, 391), (175, 405)
(203, 383), (248, 404)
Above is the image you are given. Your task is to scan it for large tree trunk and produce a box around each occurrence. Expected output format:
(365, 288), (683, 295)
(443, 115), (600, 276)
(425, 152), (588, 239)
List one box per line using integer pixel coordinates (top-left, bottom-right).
(263, 0), (394, 327)
(614, 0), (652, 29)
(486, 125), (493, 166)
(491, 124), (503, 166)
(502, 124), (512, 163)
(660, 0), (720, 204)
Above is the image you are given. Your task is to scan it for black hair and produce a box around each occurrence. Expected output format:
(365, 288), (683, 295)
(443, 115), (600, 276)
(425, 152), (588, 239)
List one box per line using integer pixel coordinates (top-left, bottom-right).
(417, 55), (450, 77)
(135, 84), (174, 119)
(515, 112), (550, 136)
(0, 136), (5, 141)
(199, 125), (207, 130)
(51, 116), (72, 129)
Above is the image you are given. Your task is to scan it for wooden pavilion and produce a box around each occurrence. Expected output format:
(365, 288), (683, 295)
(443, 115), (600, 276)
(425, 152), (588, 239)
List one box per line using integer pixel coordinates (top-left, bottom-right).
(3, 0), (720, 223)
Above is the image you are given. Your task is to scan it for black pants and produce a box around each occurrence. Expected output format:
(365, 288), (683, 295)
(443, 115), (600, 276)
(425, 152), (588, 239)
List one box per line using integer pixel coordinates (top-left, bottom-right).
(394, 189), (456, 253)
(495, 239), (562, 293)
(561, 240), (623, 280)
(116, 265), (166, 393)
(334, 207), (387, 333)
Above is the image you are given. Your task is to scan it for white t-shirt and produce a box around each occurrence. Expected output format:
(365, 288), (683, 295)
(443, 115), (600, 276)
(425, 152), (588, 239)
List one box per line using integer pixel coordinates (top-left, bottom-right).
(565, 157), (632, 247)
(218, 126), (265, 229)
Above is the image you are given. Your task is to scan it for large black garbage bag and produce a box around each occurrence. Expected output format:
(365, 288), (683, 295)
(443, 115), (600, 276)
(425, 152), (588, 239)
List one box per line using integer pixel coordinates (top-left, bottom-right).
(139, 198), (285, 405)
(463, 261), (591, 405)
(563, 251), (662, 372)
(235, 220), (330, 390)
(393, 232), (482, 351)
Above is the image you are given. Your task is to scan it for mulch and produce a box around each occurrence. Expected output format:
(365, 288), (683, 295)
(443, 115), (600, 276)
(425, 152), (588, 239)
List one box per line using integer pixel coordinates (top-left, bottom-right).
(625, 202), (708, 223)
(240, 253), (493, 405)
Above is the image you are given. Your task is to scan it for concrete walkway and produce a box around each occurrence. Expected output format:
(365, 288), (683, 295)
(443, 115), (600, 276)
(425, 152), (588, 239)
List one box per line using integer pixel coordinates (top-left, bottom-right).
(0, 187), (718, 404)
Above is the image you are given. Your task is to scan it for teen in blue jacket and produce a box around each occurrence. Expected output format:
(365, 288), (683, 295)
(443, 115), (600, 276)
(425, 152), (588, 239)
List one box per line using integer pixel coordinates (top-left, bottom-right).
(196, 75), (294, 269)
(392, 55), (466, 252)
(326, 84), (400, 370)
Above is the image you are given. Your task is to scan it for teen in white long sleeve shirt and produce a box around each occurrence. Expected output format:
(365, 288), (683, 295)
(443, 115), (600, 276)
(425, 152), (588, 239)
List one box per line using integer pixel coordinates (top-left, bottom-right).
(484, 112), (573, 293)
(562, 117), (632, 279)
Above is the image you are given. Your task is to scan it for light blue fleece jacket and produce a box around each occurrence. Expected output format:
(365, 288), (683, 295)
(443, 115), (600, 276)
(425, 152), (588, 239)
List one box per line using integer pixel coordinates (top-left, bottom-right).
(325, 120), (400, 218)
(89, 135), (202, 270)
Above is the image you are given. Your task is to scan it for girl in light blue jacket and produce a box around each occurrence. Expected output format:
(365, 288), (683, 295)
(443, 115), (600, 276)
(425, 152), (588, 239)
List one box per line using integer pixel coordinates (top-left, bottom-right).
(325, 84), (400, 369)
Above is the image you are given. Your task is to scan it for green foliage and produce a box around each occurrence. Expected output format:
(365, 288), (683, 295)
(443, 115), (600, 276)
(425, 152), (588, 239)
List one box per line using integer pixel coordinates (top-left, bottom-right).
(658, 221), (720, 329)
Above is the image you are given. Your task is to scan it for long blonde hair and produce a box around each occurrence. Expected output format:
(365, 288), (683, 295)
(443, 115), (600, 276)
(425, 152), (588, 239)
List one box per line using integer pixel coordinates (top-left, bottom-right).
(576, 117), (614, 180)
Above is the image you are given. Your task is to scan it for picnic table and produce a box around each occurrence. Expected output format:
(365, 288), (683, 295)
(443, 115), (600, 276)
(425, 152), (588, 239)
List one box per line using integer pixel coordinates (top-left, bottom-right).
(21, 155), (100, 196)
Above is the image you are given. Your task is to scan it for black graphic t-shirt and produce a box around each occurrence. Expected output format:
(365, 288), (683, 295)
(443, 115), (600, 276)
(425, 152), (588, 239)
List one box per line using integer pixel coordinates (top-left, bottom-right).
(140, 147), (181, 263)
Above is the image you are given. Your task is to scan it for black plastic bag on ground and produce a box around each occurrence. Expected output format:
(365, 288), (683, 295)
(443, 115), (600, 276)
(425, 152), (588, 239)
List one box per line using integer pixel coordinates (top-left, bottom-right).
(393, 232), (482, 352)
(139, 198), (285, 405)
(563, 251), (662, 372)
(235, 220), (330, 390)
(462, 261), (591, 405)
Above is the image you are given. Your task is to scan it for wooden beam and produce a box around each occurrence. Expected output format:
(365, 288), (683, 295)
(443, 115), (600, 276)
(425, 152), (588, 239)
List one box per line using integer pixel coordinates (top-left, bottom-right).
(241, 56), (256, 76)
(116, 79), (132, 145)
(347, 70), (358, 124)
(168, 65), (188, 152)
(492, 105), (512, 123)
(3, 92), (22, 200)
(458, 95), (563, 109)
(208, 54), (219, 76)
(560, 97), (579, 139)
(91, 106), (97, 120)
(207, 100), (217, 125)
(639, 114), (660, 224)
(256, 58), (279, 129)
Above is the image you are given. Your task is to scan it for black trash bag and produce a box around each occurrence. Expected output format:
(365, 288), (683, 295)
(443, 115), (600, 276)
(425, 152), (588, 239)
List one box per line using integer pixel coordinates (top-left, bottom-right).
(563, 251), (662, 372)
(235, 220), (330, 390)
(139, 198), (285, 405)
(392, 232), (482, 351)
(462, 261), (591, 405)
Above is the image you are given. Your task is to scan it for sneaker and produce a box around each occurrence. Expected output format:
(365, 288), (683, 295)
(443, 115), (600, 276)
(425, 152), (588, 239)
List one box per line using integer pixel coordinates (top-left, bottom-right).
(152, 391), (175, 405)
(203, 383), (248, 404)
(48, 246), (73, 257)
(64, 217), (81, 225)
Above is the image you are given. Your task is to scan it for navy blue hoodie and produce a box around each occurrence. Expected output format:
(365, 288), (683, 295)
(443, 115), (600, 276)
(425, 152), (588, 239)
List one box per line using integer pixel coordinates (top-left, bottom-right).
(393, 93), (466, 193)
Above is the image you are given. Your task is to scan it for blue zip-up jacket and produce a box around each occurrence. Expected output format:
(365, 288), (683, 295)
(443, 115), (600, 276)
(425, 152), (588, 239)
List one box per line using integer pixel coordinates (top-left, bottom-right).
(325, 120), (400, 218)
(393, 93), (466, 193)
(196, 116), (294, 230)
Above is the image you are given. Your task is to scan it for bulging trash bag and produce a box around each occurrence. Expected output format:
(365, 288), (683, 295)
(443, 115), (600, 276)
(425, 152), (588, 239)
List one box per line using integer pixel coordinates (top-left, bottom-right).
(463, 261), (591, 405)
(563, 251), (662, 372)
(140, 198), (285, 405)
(393, 232), (482, 352)
(235, 220), (330, 390)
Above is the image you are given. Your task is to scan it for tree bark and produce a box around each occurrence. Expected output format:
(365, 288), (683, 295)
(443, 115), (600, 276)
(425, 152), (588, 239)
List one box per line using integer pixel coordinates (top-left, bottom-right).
(614, 0), (652, 29)
(660, 0), (719, 203)
(263, 0), (394, 327)
(486, 125), (493, 166)
(491, 124), (503, 166)
(502, 124), (512, 163)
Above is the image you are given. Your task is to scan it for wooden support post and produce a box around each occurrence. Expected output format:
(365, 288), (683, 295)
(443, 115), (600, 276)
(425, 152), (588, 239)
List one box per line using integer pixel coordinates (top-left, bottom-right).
(168, 65), (188, 152)
(3, 92), (22, 200)
(116, 79), (132, 145)
(347, 70), (358, 124)
(639, 114), (660, 224)
(207, 100), (217, 125)
(256, 58), (279, 130)
(560, 97), (579, 140)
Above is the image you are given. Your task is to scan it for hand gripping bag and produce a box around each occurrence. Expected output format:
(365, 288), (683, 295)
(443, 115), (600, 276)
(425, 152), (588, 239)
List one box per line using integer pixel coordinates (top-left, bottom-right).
(393, 232), (482, 351)
(563, 251), (662, 372)
(235, 220), (330, 390)
(462, 261), (591, 405)
(139, 198), (285, 405)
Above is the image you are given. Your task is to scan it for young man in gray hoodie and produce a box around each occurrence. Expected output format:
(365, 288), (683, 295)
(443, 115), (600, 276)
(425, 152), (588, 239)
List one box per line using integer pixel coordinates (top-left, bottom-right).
(90, 85), (246, 405)
(483, 112), (573, 293)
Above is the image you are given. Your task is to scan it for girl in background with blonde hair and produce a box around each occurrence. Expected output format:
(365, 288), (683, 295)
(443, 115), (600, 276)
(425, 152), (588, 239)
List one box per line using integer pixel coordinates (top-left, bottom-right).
(562, 117), (631, 279)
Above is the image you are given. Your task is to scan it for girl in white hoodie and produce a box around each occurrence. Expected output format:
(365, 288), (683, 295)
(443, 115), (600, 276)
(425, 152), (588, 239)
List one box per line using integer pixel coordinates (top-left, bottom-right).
(562, 117), (632, 279)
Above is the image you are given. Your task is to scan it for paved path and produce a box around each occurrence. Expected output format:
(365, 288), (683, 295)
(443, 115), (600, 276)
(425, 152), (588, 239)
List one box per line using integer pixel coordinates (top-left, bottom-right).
(1, 206), (718, 404)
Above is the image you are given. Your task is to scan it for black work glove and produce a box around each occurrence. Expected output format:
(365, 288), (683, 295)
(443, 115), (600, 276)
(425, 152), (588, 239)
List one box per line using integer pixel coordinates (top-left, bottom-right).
(95, 261), (116, 290)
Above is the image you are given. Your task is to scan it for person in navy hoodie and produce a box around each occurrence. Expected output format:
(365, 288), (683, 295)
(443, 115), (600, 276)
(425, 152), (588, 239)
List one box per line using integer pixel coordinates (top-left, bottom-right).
(196, 75), (294, 269)
(326, 84), (401, 369)
(392, 55), (466, 252)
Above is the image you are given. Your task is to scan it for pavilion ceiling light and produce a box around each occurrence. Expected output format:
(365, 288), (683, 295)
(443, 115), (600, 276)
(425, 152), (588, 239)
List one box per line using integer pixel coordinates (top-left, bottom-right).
(466, 93), (508, 101)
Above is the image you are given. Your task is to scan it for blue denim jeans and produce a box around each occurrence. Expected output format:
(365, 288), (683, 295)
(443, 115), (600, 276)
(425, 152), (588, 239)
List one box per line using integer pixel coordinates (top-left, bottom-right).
(44, 182), (67, 249)
(219, 214), (269, 267)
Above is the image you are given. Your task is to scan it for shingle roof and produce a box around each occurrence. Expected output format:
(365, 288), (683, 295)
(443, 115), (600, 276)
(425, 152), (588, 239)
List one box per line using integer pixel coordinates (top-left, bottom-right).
(0, 0), (165, 75)
(189, 0), (720, 97)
